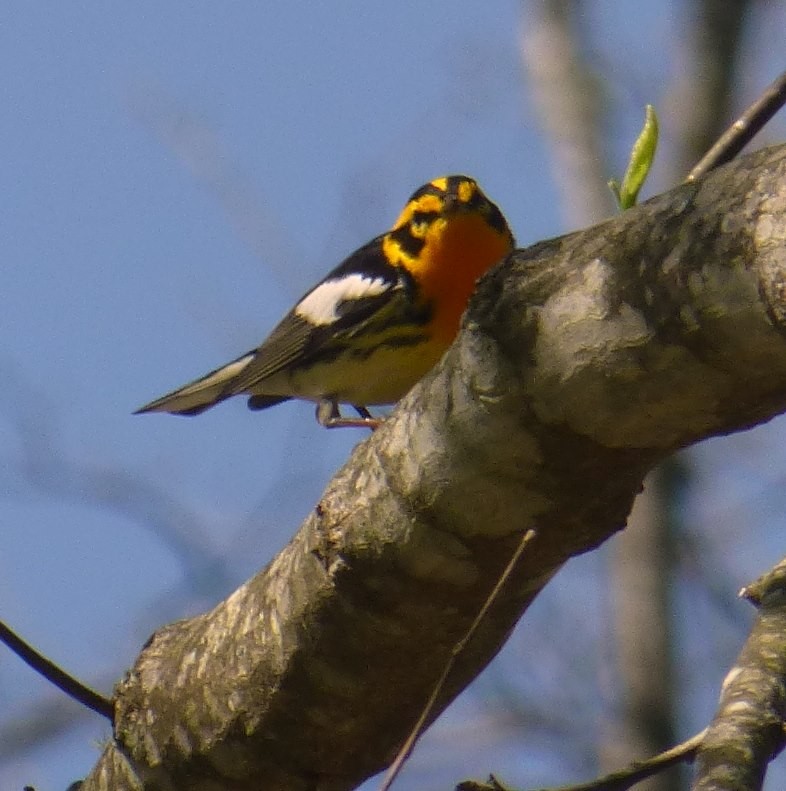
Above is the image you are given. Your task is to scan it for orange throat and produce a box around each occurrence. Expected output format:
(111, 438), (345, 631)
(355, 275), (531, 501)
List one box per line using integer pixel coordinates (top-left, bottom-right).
(418, 214), (513, 342)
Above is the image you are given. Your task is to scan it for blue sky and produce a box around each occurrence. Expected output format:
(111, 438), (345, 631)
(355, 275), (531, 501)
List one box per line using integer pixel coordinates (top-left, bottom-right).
(2, 2), (786, 789)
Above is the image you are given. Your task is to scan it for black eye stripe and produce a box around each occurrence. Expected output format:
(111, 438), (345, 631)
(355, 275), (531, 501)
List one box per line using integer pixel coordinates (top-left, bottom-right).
(411, 209), (440, 224)
(388, 225), (426, 257)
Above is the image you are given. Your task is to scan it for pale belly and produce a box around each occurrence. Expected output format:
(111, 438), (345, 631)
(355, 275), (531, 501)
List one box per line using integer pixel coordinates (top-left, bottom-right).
(250, 339), (447, 406)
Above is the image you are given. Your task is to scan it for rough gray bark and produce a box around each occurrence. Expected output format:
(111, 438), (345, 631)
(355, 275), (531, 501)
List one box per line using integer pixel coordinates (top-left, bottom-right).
(692, 558), (786, 790)
(79, 144), (786, 790)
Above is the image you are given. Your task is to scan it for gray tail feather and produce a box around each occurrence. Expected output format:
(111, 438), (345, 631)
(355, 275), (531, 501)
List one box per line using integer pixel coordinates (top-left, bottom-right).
(134, 394), (232, 416)
(135, 351), (258, 416)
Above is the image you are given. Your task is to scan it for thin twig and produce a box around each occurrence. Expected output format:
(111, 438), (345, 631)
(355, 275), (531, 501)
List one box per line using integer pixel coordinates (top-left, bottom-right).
(379, 529), (538, 791)
(542, 728), (705, 791)
(0, 619), (113, 721)
(686, 70), (786, 182)
(458, 729), (705, 791)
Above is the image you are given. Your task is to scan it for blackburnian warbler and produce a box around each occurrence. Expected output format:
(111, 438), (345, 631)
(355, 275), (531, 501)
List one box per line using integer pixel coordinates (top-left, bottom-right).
(136, 175), (514, 428)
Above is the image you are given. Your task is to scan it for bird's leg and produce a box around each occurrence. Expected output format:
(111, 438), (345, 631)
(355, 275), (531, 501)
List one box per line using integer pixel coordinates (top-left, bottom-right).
(315, 400), (380, 430)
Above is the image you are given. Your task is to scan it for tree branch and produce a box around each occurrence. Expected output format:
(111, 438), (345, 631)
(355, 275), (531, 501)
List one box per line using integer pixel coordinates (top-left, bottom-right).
(459, 727), (704, 790)
(691, 557), (786, 790)
(78, 144), (786, 790)
(687, 70), (786, 182)
(0, 620), (112, 721)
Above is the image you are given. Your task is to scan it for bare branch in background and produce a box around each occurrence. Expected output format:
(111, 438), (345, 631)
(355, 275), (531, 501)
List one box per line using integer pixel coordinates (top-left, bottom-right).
(668, 0), (754, 181)
(0, 688), (113, 762)
(0, 364), (242, 756)
(519, 0), (616, 227)
(604, 462), (681, 791)
(126, 81), (303, 292)
(0, 361), (235, 598)
(459, 729), (704, 790)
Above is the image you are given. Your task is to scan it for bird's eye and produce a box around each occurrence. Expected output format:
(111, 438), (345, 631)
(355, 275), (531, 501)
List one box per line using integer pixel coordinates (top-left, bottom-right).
(409, 210), (437, 238)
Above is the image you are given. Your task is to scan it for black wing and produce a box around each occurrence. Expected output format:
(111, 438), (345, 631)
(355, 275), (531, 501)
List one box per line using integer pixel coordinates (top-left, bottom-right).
(222, 236), (416, 396)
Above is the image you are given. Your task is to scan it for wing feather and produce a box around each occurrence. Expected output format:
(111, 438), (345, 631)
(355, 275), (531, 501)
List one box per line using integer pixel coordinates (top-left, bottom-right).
(222, 237), (411, 396)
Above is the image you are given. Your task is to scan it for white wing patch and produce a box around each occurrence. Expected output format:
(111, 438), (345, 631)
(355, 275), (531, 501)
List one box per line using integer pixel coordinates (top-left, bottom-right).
(295, 274), (390, 325)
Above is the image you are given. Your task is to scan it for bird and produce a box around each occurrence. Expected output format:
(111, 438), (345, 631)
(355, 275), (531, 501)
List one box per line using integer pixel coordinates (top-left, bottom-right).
(135, 175), (515, 429)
